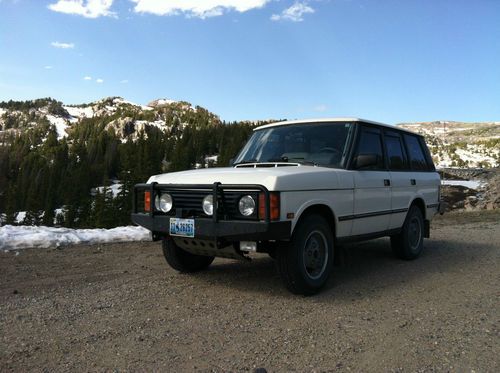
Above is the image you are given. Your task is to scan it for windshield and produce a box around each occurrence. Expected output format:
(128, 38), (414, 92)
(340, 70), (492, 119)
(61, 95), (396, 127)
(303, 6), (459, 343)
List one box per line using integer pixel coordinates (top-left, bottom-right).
(234, 122), (354, 168)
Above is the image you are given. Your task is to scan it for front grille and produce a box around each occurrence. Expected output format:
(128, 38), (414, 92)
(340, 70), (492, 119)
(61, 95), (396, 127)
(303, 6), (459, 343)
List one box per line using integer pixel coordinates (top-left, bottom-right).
(157, 189), (259, 220)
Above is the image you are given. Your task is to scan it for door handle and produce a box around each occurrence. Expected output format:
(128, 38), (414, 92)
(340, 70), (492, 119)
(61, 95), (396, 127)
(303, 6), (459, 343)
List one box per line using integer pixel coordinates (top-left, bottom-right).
(410, 179), (416, 185)
(384, 179), (391, 186)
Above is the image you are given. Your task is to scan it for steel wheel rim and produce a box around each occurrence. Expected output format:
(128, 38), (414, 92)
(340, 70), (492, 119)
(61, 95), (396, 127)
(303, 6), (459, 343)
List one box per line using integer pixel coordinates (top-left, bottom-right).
(302, 230), (329, 280)
(408, 216), (422, 251)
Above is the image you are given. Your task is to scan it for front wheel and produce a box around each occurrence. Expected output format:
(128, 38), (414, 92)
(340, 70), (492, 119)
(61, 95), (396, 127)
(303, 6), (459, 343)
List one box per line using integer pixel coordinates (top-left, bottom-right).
(162, 239), (214, 272)
(276, 214), (334, 295)
(391, 206), (424, 260)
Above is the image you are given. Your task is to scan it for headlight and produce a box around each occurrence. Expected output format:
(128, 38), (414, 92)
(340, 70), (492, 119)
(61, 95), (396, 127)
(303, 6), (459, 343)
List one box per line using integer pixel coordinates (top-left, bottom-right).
(238, 195), (255, 216)
(155, 193), (173, 213)
(202, 195), (214, 216)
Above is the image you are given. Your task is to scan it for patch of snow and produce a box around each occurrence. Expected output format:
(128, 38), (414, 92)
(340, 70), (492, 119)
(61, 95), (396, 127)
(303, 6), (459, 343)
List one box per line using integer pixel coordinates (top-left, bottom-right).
(0, 225), (151, 251)
(455, 148), (497, 167)
(112, 97), (152, 111)
(205, 155), (218, 163)
(95, 183), (123, 197)
(64, 106), (94, 121)
(156, 99), (177, 106)
(0, 108), (6, 117)
(46, 114), (68, 139)
(442, 179), (484, 189)
(135, 119), (165, 132)
(15, 212), (26, 224)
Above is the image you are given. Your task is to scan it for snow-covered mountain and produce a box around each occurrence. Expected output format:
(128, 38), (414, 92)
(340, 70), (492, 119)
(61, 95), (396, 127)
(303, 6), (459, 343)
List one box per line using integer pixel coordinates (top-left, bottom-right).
(0, 96), (220, 142)
(1, 98), (498, 169)
(397, 121), (500, 168)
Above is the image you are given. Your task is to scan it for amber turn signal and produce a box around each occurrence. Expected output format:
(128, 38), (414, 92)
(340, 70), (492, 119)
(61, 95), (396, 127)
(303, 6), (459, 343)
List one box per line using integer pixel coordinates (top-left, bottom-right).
(259, 192), (280, 221)
(144, 191), (151, 212)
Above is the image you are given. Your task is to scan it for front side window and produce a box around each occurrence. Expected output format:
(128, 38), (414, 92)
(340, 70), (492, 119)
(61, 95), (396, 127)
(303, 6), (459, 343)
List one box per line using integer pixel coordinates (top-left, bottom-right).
(234, 122), (354, 168)
(404, 134), (428, 170)
(355, 129), (385, 169)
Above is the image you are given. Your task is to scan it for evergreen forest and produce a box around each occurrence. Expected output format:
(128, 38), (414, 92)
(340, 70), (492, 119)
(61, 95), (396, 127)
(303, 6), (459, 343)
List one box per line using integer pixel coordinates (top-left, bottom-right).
(0, 97), (268, 228)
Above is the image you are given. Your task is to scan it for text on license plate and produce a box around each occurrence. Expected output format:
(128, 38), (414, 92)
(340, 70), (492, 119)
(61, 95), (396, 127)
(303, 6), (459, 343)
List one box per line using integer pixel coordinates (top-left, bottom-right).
(169, 218), (195, 238)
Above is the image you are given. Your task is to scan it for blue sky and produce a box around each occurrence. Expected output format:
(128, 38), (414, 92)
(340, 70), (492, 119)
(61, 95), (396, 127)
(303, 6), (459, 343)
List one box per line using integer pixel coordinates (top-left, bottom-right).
(0, 0), (499, 123)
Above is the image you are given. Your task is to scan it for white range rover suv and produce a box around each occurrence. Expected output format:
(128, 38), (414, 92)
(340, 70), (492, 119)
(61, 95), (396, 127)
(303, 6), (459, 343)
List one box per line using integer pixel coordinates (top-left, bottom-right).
(132, 118), (444, 295)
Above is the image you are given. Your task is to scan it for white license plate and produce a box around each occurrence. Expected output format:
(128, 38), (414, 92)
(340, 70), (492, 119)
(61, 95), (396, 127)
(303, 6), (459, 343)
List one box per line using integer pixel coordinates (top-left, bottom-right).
(169, 218), (195, 238)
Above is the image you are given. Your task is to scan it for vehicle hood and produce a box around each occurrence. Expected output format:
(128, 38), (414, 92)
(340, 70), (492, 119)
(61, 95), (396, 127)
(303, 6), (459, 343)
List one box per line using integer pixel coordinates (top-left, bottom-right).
(148, 165), (353, 191)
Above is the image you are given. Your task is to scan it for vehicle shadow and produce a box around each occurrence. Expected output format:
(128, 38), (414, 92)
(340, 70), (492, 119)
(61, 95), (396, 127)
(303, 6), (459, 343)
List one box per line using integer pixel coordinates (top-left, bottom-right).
(183, 236), (494, 301)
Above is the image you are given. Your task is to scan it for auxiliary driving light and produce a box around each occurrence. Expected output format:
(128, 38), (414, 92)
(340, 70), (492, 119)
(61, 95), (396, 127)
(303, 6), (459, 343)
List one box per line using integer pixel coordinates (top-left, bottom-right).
(238, 195), (255, 216)
(155, 193), (173, 213)
(202, 195), (214, 215)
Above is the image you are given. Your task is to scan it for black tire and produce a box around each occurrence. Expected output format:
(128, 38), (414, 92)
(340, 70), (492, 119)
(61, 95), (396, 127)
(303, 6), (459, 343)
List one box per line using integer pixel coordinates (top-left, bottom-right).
(276, 214), (334, 295)
(162, 239), (214, 273)
(391, 205), (424, 260)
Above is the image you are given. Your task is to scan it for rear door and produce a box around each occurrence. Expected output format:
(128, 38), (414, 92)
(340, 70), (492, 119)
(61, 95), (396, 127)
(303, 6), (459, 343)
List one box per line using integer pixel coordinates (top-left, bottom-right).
(384, 131), (413, 230)
(351, 126), (391, 235)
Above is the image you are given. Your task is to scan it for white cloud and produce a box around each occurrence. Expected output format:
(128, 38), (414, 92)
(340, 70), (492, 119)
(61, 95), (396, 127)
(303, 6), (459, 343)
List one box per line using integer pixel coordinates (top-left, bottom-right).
(131, 0), (270, 19)
(271, 2), (314, 22)
(48, 0), (116, 18)
(51, 41), (75, 49)
(120, 79), (129, 84)
(44, 65), (53, 69)
(313, 104), (328, 112)
(96, 78), (104, 83)
(83, 76), (92, 80)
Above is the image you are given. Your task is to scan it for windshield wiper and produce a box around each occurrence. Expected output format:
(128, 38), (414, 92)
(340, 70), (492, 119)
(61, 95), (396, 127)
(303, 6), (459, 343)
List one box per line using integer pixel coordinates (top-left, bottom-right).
(266, 156), (317, 166)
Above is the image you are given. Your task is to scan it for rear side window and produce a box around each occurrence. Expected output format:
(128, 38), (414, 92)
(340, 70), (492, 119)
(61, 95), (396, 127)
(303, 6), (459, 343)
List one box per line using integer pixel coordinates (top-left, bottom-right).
(385, 134), (408, 170)
(404, 134), (428, 170)
(356, 129), (384, 169)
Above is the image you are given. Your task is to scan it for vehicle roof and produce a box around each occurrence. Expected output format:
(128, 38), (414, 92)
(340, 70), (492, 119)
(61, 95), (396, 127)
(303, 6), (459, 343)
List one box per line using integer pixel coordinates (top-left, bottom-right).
(254, 117), (419, 135)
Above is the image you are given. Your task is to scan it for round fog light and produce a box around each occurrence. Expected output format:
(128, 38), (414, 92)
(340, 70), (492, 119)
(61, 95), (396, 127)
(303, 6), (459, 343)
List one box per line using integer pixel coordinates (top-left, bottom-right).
(239, 195), (255, 216)
(155, 193), (173, 213)
(202, 195), (214, 216)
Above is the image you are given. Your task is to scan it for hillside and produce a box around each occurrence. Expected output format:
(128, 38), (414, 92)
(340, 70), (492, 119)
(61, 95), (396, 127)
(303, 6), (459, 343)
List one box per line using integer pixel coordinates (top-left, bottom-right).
(0, 97), (222, 141)
(397, 121), (500, 168)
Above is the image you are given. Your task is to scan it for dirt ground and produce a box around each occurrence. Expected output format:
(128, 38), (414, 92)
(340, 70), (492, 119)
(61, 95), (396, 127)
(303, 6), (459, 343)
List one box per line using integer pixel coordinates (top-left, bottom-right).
(1, 211), (499, 372)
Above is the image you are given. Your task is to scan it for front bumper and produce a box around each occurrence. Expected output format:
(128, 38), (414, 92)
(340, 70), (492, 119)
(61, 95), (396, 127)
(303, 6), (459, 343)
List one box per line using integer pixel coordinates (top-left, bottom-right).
(131, 182), (291, 242)
(131, 213), (291, 241)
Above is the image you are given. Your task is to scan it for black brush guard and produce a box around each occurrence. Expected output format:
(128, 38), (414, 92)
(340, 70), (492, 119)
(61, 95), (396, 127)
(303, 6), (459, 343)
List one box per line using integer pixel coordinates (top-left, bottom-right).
(131, 182), (291, 242)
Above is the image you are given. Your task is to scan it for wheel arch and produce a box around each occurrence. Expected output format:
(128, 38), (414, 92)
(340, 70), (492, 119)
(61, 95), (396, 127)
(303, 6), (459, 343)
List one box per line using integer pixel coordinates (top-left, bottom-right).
(293, 203), (337, 238)
(409, 197), (426, 220)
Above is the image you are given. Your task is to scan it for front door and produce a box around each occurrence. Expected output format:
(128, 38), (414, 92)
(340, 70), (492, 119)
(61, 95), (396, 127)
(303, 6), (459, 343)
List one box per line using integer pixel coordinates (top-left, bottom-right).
(351, 127), (391, 235)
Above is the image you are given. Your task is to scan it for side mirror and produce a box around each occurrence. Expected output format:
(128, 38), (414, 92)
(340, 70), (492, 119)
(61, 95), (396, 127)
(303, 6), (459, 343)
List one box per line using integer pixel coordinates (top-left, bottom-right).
(354, 153), (378, 169)
(229, 158), (235, 166)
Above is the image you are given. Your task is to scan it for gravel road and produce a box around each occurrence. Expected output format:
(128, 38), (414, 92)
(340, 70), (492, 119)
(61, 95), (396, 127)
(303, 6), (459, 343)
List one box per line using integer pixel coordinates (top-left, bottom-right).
(1, 212), (499, 372)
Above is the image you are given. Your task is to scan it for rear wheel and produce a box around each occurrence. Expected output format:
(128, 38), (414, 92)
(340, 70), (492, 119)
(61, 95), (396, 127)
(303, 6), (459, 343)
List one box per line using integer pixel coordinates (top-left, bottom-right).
(162, 238), (214, 272)
(391, 205), (424, 260)
(276, 214), (334, 295)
